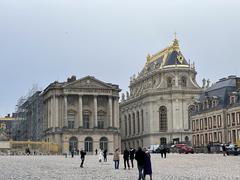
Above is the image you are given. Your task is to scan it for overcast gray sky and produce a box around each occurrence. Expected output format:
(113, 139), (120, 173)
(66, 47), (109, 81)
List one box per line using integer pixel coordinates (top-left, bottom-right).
(0, 0), (240, 117)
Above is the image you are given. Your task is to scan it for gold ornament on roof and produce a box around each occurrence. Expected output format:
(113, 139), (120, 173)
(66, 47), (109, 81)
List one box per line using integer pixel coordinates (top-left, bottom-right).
(177, 55), (184, 64)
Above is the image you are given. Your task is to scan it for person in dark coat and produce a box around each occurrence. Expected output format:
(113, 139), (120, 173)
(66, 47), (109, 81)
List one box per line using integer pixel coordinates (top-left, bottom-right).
(80, 149), (86, 168)
(135, 147), (145, 180)
(71, 149), (74, 158)
(103, 149), (108, 162)
(130, 148), (135, 168)
(222, 144), (226, 156)
(95, 149), (98, 155)
(143, 148), (152, 180)
(123, 148), (130, 170)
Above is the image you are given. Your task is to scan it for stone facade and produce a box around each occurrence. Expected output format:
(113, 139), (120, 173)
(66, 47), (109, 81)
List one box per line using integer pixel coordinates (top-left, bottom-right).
(120, 38), (202, 150)
(42, 76), (121, 154)
(191, 76), (240, 149)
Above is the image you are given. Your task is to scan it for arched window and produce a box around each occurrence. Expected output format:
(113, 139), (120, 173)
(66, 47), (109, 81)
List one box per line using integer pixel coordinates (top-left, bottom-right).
(181, 76), (187, 87)
(83, 111), (90, 129)
(67, 111), (75, 129)
(128, 114), (131, 136)
(160, 137), (167, 145)
(69, 136), (78, 152)
(167, 77), (172, 88)
(188, 105), (195, 130)
(185, 136), (189, 142)
(84, 137), (93, 152)
(99, 137), (108, 151)
(124, 115), (127, 136)
(137, 111), (140, 134)
(97, 110), (105, 129)
(159, 106), (167, 131)
(132, 113), (135, 135)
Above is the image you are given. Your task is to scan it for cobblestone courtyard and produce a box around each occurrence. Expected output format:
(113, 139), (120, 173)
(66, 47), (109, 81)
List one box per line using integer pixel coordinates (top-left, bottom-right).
(0, 154), (240, 180)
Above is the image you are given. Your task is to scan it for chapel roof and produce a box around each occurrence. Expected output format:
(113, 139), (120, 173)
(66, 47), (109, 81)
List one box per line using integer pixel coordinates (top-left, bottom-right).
(141, 38), (189, 74)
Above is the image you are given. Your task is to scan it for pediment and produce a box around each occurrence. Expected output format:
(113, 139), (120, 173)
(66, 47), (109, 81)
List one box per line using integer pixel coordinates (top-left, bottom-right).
(64, 76), (113, 89)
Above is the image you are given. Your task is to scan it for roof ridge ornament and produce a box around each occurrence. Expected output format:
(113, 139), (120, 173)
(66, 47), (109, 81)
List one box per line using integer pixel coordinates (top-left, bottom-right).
(172, 32), (180, 50)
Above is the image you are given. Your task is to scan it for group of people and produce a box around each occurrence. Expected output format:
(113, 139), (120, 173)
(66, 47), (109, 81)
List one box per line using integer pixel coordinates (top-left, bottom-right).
(98, 149), (108, 162)
(78, 147), (153, 180)
(113, 147), (152, 180)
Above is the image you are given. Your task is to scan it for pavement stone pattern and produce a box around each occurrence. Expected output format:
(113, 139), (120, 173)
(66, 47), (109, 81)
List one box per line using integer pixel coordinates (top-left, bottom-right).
(0, 154), (240, 180)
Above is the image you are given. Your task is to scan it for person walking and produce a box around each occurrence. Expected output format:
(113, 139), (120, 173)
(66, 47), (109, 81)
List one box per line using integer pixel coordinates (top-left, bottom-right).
(143, 148), (152, 180)
(95, 149), (98, 155)
(99, 149), (104, 162)
(162, 145), (167, 158)
(222, 144), (227, 156)
(130, 148), (135, 168)
(80, 149), (86, 168)
(135, 147), (145, 180)
(123, 148), (130, 170)
(71, 149), (74, 158)
(103, 149), (108, 162)
(113, 148), (120, 169)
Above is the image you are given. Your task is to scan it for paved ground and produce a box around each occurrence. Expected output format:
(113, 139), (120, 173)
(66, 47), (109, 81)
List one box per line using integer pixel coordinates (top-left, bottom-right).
(0, 153), (240, 180)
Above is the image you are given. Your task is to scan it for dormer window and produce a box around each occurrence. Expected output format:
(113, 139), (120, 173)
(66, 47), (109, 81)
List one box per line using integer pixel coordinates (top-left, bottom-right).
(181, 76), (187, 87)
(230, 96), (236, 104)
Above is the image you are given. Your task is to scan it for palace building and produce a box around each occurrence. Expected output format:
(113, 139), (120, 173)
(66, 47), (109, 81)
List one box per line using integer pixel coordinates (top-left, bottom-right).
(42, 75), (121, 154)
(191, 76), (240, 150)
(120, 38), (203, 149)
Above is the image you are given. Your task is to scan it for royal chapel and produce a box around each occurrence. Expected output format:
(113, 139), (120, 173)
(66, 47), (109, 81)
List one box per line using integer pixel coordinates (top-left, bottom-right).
(42, 76), (121, 154)
(120, 38), (203, 149)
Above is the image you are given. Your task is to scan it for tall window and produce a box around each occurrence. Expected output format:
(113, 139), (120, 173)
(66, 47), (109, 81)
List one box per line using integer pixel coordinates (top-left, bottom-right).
(84, 137), (93, 152)
(67, 111), (75, 129)
(167, 77), (172, 88)
(97, 111), (105, 129)
(160, 137), (167, 145)
(128, 114), (131, 136)
(83, 111), (90, 129)
(141, 110), (144, 132)
(132, 113), (135, 135)
(181, 76), (187, 87)
(124, 115), (127, 136)
(137, 111), (140, 134)
(99, 137), (108, 151)
(208, 117), (212, 129)
(159, 106), (167, 131)
(217, 115), (222, 127)
(213, 116), (216, 128)
(188, 105), (195, 129)
(69, 136), (78, 152)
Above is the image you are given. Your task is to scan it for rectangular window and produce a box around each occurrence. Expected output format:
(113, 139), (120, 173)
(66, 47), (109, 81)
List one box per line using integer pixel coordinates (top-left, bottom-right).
(141, 110), (144, 132)
(200, 119), (203, 130)
(227, 114), (231, 126)
(228, 131), (231, 143)
(208, 117), (212, 129)
(205, 133), (208, 145)
(192, 120), (195, 131)
(128, 115), (131, 136)
(217, 115), (222, 127)
(209, 133), (213, 142)
(237, 112), (240, 125)
(232, 113), (235, 126)
(204, 118), (208, 130)
(213, 132), (217, 142)
(218, 132), (222, 143)
(213, 116), (216, 128)
(83, 112), (90, 129)
(196, 119), (199, 131)
(200, 134), (204, 146)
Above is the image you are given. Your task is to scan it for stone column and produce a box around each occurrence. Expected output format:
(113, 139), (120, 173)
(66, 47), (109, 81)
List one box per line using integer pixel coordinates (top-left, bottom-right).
(94, 95), (98, 128)
(108, 96), (113, 127)
(47, 99), (50, 128)
(54, 95), (59, 128)
(50, 97), (53, 128)
(64, 95), (68, 127)
(115, 97), (119, 128)
(79, 95), (83, 127)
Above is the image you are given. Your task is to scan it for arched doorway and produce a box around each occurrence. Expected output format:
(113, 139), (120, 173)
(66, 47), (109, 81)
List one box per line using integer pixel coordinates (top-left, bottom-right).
(84, 137), (93, 153)
(99, 137), (108, 151)
(69, 136), (78, 153)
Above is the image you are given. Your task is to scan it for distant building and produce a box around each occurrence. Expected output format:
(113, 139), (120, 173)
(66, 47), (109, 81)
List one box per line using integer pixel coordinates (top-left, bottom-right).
(191, 76), (240, 149)
(42, 76), (121, 154)
(12, 91), (43, 141)
(120, 38), (202, 150)
(0, 115), (17, 141)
